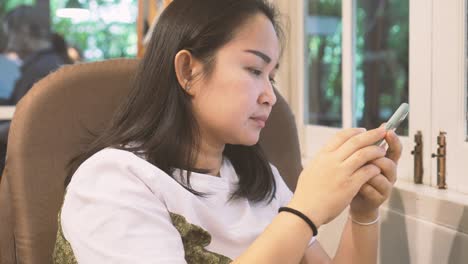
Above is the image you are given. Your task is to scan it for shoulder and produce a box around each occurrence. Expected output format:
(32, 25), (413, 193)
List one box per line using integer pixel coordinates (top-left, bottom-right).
(22, 50), (63, 74)
(67, 148), (167, 196)
(61, 148), (187, 262)
(76, 147), (151, 172)
(62, 147), (171, 229)
(74, 147), (152, 173)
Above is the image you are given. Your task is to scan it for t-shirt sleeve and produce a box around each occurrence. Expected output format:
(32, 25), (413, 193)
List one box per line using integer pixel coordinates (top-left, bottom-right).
(270, 164), (316, 247)
(61, 150), (187, 264)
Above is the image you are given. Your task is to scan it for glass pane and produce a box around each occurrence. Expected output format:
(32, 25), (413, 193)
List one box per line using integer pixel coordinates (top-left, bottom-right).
(51, 0), (138, 61)
(305, 0), (342, 127)
(355, 0), (409, 135)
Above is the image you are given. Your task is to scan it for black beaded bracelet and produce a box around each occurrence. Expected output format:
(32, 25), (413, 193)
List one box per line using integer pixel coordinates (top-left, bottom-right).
(278, 207), (318, 236)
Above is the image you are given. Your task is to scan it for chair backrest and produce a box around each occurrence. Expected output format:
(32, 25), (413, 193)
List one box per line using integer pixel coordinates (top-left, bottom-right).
(0, 58), (302, 264)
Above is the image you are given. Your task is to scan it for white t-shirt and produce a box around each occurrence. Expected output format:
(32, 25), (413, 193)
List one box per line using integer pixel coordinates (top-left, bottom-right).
(61, 148), (316, 263)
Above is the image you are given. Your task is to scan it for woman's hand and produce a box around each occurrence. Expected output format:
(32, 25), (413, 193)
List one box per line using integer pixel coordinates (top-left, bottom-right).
(349, 130), (403, 222)
(289, 127), (388, 228)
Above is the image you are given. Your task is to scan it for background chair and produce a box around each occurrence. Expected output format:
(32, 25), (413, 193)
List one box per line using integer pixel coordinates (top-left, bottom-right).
(0, 58), (303, 264)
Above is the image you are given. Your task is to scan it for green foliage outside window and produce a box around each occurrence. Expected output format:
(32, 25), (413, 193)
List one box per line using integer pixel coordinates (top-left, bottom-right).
(0, 0), (137, 61)
(306, 0), (409, 133)
(51, 0), (137, 61)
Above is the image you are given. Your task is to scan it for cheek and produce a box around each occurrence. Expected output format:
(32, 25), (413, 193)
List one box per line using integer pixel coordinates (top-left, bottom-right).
(199, 90), (252, 125)
(192, 66), (264, 137)
(201, 73), (257, 113)
(193, 86), (256, 136)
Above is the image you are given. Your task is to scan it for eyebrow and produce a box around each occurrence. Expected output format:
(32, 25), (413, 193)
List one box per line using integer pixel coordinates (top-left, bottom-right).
(244, 49), (280, 69)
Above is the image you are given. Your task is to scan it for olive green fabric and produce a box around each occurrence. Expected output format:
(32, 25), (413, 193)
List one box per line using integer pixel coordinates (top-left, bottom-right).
(169, 212), (232, 264)
(52, 210), (78, 264)
(52, 210), (232, 264)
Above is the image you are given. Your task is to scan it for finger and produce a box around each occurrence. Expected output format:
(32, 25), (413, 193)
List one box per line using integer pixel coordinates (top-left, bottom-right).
(322, 128), (367, 152)
(359, 182), (386, 202)
(363, 174), (393, 198)
(385, 130), (403, 163)
(336, 127), (387, 161)
(341, 145), (386, 173)
(371, 157), (397, 184)
(350, 164), (381, 191)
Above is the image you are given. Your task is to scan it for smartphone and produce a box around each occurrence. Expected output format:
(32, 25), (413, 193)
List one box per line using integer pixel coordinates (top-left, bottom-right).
(374, 102), (409, 146)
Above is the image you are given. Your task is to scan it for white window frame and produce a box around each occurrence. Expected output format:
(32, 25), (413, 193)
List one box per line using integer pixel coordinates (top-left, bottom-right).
(276, 0), (412, 180)
(274, 0), (468, 202)
(430, 0), (468, 193)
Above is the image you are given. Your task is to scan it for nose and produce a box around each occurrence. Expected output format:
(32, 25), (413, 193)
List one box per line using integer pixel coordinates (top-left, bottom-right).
(258, 81), (277, 107)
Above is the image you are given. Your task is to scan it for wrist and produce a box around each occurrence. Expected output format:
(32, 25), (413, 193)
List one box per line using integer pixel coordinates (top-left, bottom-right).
(286, 199), (325, 228)
(349, 208), (379, 223)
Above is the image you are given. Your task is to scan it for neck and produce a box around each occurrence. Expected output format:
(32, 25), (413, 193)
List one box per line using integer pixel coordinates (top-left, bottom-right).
(195, 138), (224, 177)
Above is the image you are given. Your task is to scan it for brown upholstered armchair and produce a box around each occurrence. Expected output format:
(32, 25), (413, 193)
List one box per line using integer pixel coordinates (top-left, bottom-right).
(0, 59), (303, 264)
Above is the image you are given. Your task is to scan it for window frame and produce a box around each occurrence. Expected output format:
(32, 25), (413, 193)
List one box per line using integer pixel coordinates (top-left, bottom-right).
(277, 0), (412, 181)
(275, 0), (468, 198)
(430, 0), (468, 193)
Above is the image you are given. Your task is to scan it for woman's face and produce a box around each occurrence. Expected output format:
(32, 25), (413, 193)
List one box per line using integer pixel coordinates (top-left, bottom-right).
(191, 13), (280, 148)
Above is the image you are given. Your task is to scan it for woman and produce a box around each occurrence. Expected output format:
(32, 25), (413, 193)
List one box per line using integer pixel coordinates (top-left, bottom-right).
(53, 0), (402, 263)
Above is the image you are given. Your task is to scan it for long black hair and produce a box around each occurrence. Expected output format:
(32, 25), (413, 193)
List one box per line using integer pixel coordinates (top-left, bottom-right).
(67, 0), (285, 203)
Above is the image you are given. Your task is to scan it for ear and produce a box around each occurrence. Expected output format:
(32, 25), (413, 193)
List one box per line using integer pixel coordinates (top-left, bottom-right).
(174, 49), (196, 93)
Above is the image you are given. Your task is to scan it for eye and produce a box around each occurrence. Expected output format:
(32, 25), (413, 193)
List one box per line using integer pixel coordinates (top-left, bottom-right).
(247, 68), (277, 87)
(248, 68), (262, 76)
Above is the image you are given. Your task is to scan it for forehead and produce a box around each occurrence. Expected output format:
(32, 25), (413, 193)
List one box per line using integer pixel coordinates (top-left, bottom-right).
(221, 14), (280, 62)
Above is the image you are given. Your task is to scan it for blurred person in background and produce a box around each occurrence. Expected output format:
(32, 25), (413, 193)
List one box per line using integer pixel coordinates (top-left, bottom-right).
(0, 5), (73, 174)
(2, 5), (72, 105)
(0, 23), (20, 101)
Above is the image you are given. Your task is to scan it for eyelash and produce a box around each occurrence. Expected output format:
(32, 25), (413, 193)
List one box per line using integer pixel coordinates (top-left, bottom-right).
(248, 68), (277, 86)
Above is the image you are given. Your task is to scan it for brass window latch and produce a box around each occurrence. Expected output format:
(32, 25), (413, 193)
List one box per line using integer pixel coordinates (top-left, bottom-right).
(431, 131), (447, 189)
(411, 131), (423, 184)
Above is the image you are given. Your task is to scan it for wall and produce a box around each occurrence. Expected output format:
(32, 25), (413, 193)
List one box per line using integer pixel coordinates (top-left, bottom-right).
(318, 184), (468, 263)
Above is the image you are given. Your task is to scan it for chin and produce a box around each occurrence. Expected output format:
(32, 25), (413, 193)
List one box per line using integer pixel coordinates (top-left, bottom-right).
(227, 129), (261, 146)
(242, 140), (258, 146)
(228, 136), (259, 146)
(239, 134), (261, 146)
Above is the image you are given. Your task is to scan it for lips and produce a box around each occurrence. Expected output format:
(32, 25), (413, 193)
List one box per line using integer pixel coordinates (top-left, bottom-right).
(250, 115), (268, 128)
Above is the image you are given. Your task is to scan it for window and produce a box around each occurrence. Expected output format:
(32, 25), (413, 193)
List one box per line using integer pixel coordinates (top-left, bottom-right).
(304, 0), (409, 131)
(281, 0), (468, 196)
(304, 0), (342, 127)
(51, 0), (138, 61)
(0, 0), (138, 120)
(355, 0), (409, 134)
